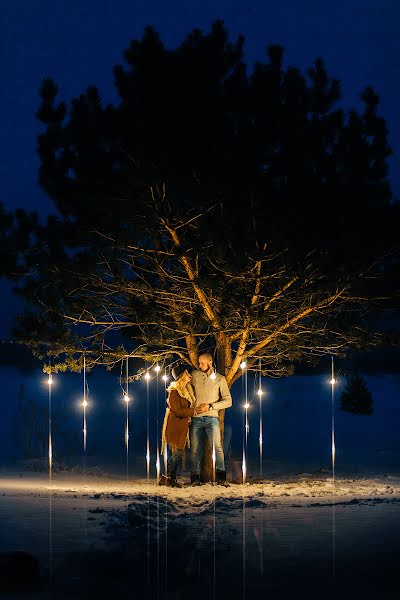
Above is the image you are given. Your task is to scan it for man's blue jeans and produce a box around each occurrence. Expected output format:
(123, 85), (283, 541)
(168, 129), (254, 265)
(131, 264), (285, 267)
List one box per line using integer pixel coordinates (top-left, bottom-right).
(190, 416), (225, 476)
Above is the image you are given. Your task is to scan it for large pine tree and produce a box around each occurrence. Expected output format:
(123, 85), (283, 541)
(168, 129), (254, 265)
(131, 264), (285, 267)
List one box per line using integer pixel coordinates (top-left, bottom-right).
(7, 22), (398, 476)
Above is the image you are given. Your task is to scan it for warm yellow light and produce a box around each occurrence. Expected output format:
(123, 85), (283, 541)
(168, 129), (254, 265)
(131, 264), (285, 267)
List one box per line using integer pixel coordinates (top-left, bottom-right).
(330, 378), (336, 385)
(124, 394), (130, 403)
(82, 400), (88, 407)
(240, 361), (247, 369)
(162, 374), (168, 382)
(154, 365), (161, 373)
(47, 376), (53, 386)
(243, 402), (250, 409)
(257, 388), (263, 396)
(242, 452), (247, 484)
(210, 372), (216, 380)
(145, 372), (150, 380)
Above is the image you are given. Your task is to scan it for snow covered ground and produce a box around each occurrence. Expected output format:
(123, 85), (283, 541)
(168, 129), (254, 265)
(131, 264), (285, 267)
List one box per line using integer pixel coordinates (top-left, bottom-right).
(1, 470), (399, 599)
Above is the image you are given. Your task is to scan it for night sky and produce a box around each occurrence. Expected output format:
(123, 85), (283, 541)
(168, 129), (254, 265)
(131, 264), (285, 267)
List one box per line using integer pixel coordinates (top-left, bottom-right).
(1, 0), (400, 336)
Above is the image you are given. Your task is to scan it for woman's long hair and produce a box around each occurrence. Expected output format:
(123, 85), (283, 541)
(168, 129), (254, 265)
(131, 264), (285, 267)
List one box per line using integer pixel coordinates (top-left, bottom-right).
(168, 372), (196, 405)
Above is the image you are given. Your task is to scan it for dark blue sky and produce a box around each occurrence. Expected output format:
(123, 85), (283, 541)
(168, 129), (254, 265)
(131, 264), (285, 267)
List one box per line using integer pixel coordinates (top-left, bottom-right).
(1, 0), (400, 335)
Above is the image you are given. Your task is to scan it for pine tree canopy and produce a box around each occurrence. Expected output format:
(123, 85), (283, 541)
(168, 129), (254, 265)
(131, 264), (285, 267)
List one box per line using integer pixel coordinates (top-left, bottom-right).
(5, 21), (399, 384)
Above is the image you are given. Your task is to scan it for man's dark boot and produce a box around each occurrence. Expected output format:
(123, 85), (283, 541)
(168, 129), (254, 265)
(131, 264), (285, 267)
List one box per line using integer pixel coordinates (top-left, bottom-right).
(190, 474), (201, 487)
(169, 478), (182, 488)
(216, 470), (230, 487)
(158, 474), (169, 486)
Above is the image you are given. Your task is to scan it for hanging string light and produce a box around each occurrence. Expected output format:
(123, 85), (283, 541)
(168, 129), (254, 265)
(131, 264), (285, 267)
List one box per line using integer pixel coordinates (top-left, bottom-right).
(241, 360), (248, 484)
(330, 357), (336, 479)
(145, 368), (150, 480)
(46, 371), (53, 584)
(155, 364), (161, 482)
(47, 373), (53, 481)
(82, 354), (88, 459)
(331, 356), (337, 578)
(258, 359), (263, 480)
(125, 357), (130, 481)
(162, 370), (168, 472)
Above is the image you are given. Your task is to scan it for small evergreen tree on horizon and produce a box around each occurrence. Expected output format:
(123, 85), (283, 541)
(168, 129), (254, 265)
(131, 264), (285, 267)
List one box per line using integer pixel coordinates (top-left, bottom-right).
(340, 372), (374, 415)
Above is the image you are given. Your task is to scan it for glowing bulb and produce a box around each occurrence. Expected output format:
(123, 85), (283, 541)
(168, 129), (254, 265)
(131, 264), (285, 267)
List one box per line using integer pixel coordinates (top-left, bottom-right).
(257, 388), (263, 396)
(145, 372), (150, 380)
(82, 400), (88, 407)
(47, 375), (53, 385)
(154, 365), (161, 373)
(124, 394), (130, 403)
(243, 402), (250, 409)
(210, 372), (216, 380)
(240, 361), (247, 369)
(330, 378), (336, 385)
(162, 374), (168, 382)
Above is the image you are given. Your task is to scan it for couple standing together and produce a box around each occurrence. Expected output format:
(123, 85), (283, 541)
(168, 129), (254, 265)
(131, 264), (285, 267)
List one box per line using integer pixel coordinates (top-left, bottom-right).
(159, 352), (232, 488)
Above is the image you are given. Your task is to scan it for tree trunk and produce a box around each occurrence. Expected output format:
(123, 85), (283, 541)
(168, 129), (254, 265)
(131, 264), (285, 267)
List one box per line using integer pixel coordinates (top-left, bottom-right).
(200, 333), (232, 482)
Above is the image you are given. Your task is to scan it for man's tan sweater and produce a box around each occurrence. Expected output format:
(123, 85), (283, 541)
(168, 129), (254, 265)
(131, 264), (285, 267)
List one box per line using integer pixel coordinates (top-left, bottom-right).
(191, 370), (232, 418)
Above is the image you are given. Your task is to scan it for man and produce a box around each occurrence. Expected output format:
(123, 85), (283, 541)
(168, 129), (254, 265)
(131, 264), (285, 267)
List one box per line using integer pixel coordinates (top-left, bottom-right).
(190, 352), (232, 486)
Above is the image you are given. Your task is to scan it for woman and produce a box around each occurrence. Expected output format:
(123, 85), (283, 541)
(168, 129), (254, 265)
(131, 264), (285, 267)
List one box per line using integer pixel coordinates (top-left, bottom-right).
(159, 364), (208, 487)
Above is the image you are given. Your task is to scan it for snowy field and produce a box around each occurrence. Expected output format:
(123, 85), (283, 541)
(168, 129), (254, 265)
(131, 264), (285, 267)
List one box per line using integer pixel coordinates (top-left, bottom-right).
(1, 471), (399, 600)
(1, 369), (399, 598)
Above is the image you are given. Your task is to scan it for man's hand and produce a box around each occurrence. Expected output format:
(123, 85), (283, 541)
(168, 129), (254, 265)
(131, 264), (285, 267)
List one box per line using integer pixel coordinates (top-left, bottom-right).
(196, 404), (209, 414)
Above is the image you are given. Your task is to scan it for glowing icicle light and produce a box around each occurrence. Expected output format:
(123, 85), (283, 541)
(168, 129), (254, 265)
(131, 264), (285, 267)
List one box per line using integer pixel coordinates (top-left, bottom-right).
(242, 449), (247, 484)
(125, 357), (130, 480)
(240, 361), (247, 370)
(154, 364), (161, 373)
(210, 372), (216, 380)
(146, 442), (150, 477)
(162, 374), (168, 382)
(258, 360), (263, 480)
(330, 356), (336, 579)
(82, 354), (87, 454)
(145, 368), (150, 481)
(330, 357), (336, 476)
(46, 372), (53, 479)
(156, 449), (161, 481)
(243, 402), (250, 409)
(47, 371), (53, 583)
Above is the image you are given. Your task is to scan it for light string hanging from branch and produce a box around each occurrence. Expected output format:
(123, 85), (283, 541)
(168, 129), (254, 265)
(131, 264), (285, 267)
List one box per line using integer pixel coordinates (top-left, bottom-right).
(82, 353), (88, 462)
(124, 357), (130, 481)
(155, 364), (161, 482)
(257, 359), (264, 480)
(330, 356), (337, 579)
(240, 360), (248, 484)
(46, 369), (54, 584)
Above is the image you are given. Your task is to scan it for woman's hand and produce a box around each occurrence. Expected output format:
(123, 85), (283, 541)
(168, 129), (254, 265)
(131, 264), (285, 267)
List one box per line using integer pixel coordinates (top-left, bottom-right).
(195, 404), (209, 414)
